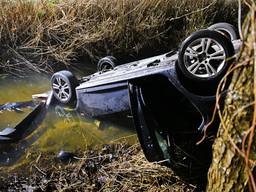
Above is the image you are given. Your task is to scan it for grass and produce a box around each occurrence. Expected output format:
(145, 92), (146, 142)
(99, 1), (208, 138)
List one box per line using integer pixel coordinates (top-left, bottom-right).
(0, 143), (196, 191)
(0, 0), (239, 75)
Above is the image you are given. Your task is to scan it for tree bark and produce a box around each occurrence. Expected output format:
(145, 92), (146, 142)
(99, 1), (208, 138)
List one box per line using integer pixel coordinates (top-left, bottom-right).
(207, 4), (256, 191)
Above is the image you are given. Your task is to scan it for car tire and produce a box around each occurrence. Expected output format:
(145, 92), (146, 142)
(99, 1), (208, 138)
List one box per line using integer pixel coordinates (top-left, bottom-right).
(208, 22), (239, 41)
(177, 29), (235, 84)
(97, 56), (118, 72)
(51, 70), (79, 105)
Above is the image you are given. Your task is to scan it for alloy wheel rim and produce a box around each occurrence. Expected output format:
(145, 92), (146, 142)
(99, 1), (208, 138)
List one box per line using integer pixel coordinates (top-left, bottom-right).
(183, 38), (226, 78)
(52, 77), (71, 102)
(101, 63), (114, 71)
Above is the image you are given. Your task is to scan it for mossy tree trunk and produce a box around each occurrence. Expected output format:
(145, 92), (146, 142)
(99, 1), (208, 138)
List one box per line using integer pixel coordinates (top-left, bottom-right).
(207, 4), (256, 191)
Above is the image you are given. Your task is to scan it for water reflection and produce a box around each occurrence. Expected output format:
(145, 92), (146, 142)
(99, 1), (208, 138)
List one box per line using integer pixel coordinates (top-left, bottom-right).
(0, 104), (136, 167)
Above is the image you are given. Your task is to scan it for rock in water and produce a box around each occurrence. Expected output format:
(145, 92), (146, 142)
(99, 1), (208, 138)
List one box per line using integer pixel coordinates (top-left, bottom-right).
(57, 150), (75, 163)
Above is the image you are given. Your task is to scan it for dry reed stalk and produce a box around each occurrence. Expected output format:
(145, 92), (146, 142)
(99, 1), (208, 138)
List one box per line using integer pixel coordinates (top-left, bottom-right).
(0, 0), (238, 75)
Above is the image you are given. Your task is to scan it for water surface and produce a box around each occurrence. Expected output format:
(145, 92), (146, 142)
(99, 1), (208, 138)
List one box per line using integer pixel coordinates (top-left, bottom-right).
(0, 74), (136, 168)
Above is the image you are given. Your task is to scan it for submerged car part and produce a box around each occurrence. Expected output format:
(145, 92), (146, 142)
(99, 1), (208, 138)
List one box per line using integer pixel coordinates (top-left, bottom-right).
(0, 92), (55, 142)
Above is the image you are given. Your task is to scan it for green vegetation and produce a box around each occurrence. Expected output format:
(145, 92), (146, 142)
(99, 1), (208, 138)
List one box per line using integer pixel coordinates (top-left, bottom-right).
(0, 0), (238, 75)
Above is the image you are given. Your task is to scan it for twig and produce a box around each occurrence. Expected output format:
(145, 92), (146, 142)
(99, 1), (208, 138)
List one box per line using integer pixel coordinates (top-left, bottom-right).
(33, 165), (47, 176)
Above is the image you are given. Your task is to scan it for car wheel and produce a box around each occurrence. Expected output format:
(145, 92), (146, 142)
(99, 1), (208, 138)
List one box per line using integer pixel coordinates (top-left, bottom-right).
(97, 56), (118, 72)
(177, 29), (235, 84)
(51, 70), (79, 105)
(208, 22), (238, 41)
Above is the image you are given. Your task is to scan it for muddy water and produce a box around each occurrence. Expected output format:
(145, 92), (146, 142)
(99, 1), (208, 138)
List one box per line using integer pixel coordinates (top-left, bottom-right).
(0, 75), (136, 168)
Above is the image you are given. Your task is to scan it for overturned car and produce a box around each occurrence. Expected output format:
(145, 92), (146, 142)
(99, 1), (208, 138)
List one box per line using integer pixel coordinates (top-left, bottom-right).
(50, 23), (241, 183)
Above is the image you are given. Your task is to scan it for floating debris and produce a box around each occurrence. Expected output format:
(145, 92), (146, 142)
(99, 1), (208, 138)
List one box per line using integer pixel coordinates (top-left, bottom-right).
(0, 101), (35, 113)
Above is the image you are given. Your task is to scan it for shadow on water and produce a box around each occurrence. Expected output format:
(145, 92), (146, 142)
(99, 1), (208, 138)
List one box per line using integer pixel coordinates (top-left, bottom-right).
(0, 75), (136, 168)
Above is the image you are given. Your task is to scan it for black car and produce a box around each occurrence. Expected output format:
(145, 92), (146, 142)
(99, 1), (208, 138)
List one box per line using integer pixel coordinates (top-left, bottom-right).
(50, 23), (241, 183)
